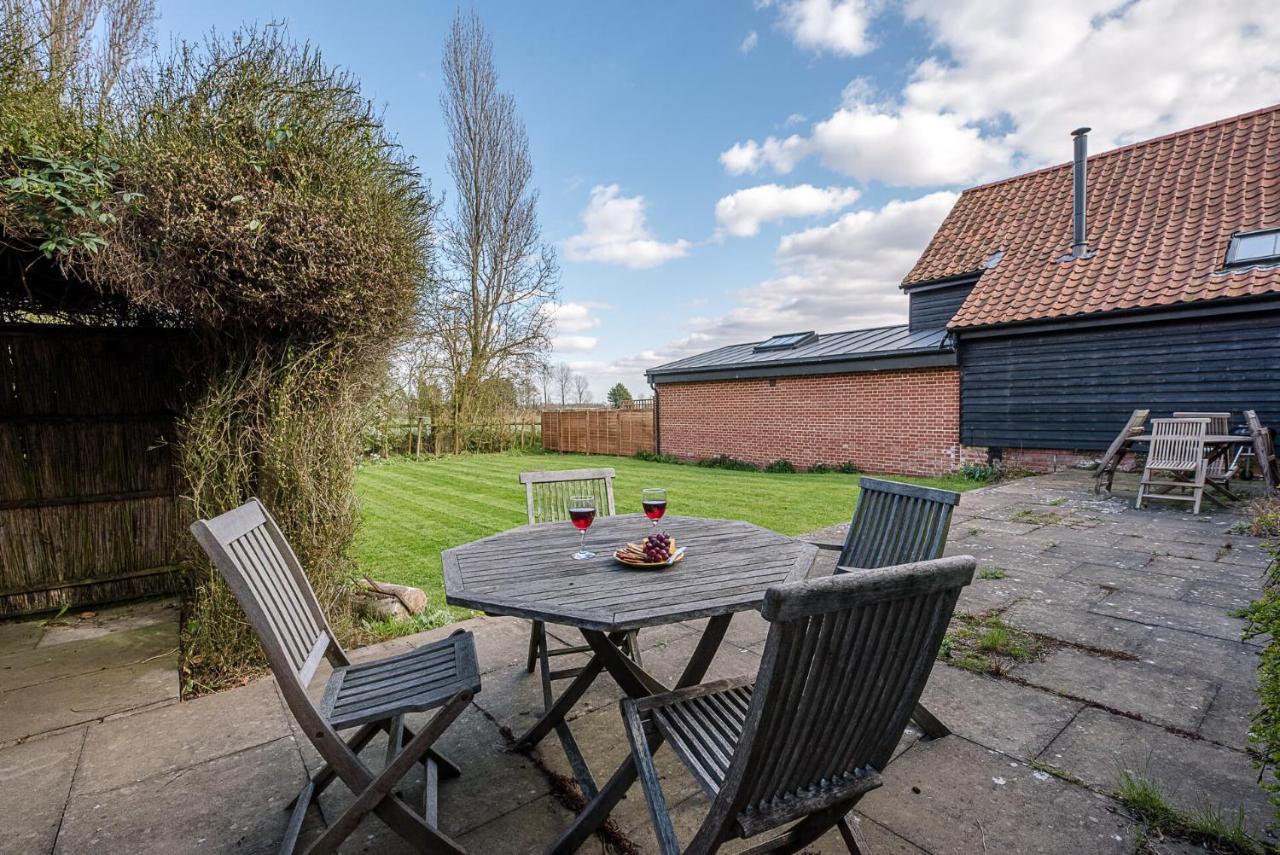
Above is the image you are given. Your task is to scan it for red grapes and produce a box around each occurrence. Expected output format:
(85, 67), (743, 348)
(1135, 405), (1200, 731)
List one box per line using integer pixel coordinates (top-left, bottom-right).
(643, 532), (672, 562)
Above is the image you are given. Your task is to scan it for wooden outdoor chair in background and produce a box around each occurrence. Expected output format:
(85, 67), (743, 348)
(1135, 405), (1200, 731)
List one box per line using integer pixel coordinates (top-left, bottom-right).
(1136, 418), (1210, 514)
(808, 476), (960, 738)
(1173, 411), (1238, 496)
(518, 468), (642, 683)
(191, 500), (480, 854)
(1245, 410), (1280, 492)
(620, 556), (976, 855)
(1093, 409), (1150, 494)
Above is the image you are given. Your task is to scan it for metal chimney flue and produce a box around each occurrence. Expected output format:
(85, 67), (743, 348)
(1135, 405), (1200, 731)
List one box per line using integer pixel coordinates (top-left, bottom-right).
(1069, 127), (1092, 259)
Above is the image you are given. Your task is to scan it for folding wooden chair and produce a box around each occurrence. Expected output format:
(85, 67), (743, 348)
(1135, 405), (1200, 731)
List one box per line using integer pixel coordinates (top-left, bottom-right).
(1174, 412), (1238, 500)
(1093, 409), (1150, 494)
(518, 468), (641, 684)
(191, 499), (480, 855)
(620, 555), (976, 855)
(1245, 410), (1279, 492)
(807, 477), (959, 739)
(1136, 418), (1210, 514)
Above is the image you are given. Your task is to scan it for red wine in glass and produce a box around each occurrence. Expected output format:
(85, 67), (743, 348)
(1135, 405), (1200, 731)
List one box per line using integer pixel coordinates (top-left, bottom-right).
(642, 488), (667, 530)
(569, 495), (596, 559)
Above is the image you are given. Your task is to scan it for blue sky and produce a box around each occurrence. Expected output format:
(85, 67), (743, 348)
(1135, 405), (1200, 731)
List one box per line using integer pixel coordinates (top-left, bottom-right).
(156, 1), (1278, 400)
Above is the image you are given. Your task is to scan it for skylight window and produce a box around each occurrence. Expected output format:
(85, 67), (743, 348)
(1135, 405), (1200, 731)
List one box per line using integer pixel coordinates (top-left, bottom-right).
(1226, 228), (1280, 267)
(753, 331), (816, 352)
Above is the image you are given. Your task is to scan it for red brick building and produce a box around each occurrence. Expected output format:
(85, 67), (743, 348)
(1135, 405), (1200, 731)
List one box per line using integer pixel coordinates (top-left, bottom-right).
(648, 106), (1280, 476)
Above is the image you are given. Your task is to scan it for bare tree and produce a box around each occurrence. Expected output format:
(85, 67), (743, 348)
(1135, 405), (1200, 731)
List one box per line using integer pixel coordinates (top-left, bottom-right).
(555, 362), (572, 406)
(535, 359), (553, 406)
(94, 0), (156, 103)
(571, 374), (591, 405)
(5, 0), (156, 100)
(429, 10), (558, 451)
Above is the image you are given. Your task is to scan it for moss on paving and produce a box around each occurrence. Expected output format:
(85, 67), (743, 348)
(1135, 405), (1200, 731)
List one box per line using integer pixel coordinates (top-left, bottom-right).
(355, 450), (980, 624)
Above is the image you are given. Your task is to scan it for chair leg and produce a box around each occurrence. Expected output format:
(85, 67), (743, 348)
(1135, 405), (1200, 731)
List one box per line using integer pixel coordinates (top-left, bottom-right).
(621, 700), (681, 855)
(836, 815), (872, 854)
(289, 722), (382, 809)
(305, 692), (472, 855)
(526, 620), (544, 673)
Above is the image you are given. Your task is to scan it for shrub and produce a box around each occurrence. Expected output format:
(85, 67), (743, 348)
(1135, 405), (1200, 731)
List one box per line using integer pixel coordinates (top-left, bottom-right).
(1237, 496), (1280, 538)
(763, 458), (796, 474)
(696, 454), (758, 471)
(807, 462), (834, 474)
(633, 449), (683, 465)
(837, 461), (861, 474)
(1, 23), (435, 691)
(1242, 541), (1280, 822)
(958, 462), (1000, 482)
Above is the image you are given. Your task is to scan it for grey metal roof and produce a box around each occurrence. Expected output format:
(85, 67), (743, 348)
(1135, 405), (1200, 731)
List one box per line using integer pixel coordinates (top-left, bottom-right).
(646, 324), (954, 383)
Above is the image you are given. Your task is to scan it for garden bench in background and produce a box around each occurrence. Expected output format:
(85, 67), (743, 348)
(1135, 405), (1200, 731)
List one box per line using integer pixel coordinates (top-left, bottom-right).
(620, 555), (976, 854)
(808, 476), (960, 739)
(191, 499), (480, 854)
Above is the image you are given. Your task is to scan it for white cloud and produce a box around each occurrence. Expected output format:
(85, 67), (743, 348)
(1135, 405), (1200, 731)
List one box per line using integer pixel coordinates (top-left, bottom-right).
(548, 301), (601, 333)
(740, 30), (759, 52)
(776, 0), (876, 57)
(714, 184), (861, 237)
(728, 0), (1280, 186)
(564, 184), (691, 269)
(553, 335), (599, 352)
(719, 134), (810, 175)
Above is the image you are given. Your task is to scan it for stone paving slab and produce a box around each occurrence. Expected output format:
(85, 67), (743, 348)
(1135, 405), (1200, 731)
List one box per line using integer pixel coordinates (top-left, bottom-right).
(1012, 648), (1215, 732)
(0, 727), (84, 855)
(918, 663), (1084, 758)
(54, 736), (303, 854)
(1091, 590), (1252, 643)
(1064, 561), (1193, 601)
(75, 677), (292, 795)
(0, 655), (177, 744)
(856, 736), (1138, 854)
(1041, 707), (1274, 840)
(0, 620), (176, 692)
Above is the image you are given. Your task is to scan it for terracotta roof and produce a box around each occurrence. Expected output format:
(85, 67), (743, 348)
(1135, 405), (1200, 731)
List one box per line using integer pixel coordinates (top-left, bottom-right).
(903, 104), (1280, 328)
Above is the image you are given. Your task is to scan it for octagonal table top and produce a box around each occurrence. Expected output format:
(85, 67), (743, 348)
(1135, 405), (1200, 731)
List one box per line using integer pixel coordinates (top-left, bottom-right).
(442, 514), (817, 632)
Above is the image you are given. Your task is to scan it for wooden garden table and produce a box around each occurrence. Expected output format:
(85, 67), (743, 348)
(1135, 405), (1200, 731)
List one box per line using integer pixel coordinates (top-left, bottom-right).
(442, 514), (817, 854)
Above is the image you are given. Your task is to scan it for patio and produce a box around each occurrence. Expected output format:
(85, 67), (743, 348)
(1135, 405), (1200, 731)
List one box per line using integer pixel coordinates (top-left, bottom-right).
(1, 469), (1274, 853)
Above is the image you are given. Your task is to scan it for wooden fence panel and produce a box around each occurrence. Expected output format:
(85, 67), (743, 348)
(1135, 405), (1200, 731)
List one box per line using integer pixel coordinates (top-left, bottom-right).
(542, 408), (654, 456)
(0, 325), (190, 616)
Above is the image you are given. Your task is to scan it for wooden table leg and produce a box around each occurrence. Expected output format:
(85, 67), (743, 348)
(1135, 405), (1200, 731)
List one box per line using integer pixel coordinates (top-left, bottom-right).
(546, 614), (735, 854)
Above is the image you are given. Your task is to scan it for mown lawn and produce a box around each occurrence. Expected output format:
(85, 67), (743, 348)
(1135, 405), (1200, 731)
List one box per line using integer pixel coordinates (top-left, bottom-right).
(354, 450), (978, 623)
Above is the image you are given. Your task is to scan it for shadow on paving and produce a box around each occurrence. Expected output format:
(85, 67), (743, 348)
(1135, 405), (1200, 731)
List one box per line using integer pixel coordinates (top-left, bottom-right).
(0, 469), (1274, 852)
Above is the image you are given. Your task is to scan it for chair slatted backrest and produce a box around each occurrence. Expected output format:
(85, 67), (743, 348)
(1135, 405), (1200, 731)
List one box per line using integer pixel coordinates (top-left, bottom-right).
(520, 468), (616, 524)
(1148, 418), (1209, 471)
(1245, 410), (1279, 490)
(720, 556), (975, 830)
(190, 499), (336, 691)
(1173, 412), (1231, 476)
(837, 477), (960, 569)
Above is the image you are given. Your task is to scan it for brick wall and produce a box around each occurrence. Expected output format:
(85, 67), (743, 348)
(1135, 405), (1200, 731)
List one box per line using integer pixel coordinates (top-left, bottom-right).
(656, 367), (963, 476)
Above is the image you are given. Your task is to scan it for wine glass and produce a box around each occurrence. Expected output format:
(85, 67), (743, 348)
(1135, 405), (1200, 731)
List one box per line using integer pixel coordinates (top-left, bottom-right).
(568, 494), (596, 560)
(641, 488), (667, 530)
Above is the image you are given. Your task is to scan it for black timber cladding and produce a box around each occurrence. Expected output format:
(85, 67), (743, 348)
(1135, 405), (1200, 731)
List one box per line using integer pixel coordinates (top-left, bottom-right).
(646, 325), (954, 385)
(907, 277), (978, 331)
(959, 302), (1280, 449)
